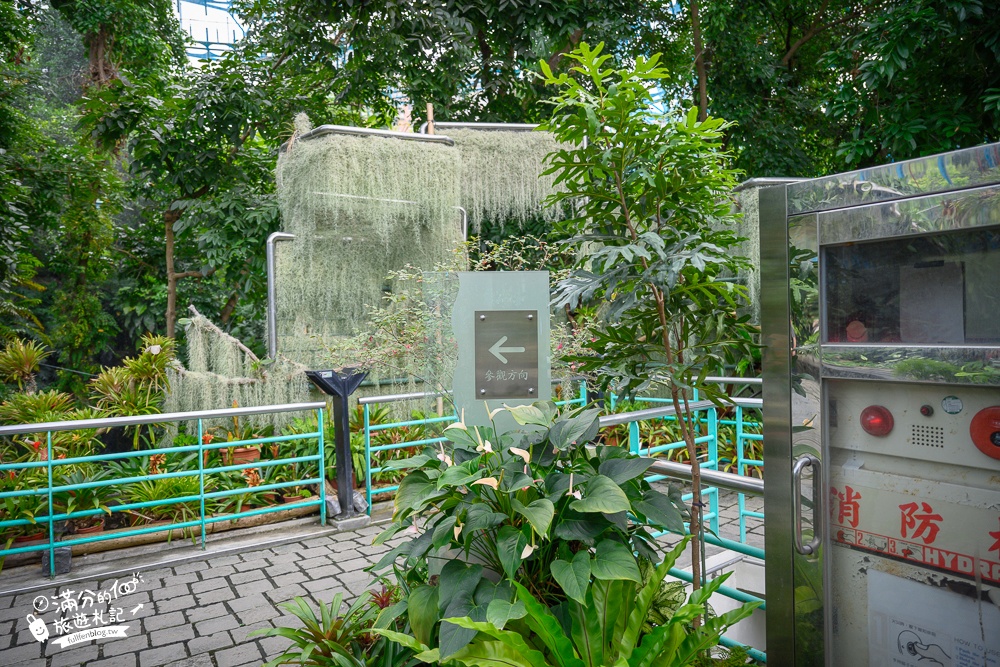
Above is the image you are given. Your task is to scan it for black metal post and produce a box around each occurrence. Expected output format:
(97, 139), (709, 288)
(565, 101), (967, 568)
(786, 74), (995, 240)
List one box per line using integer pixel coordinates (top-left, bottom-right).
(305, 368), (368, 519)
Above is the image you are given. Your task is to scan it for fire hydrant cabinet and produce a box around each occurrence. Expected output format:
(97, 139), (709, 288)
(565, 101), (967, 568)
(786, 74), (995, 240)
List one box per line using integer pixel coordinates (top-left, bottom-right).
(761, 143), (1000, 667)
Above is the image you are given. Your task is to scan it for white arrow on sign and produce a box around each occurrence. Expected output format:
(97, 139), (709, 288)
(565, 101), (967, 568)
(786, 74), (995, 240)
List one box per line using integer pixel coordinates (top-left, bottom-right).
(489, 336), (525, 364)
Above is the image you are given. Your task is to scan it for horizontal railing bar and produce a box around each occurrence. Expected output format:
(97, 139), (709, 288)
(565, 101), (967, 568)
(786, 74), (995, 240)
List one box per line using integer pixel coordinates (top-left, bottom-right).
(203, 500), (320, 524)
(0, 402), (327, 436)
(368, 415), (455, 430)
(202, 478), (321, 500)
(719, 637), (766, 664)
(358, 391), (449, 405)
(667, 566), (766, 608)
(647, 459), (764, 496)
(598, 400), (715, 427)
(704, 376), (762, 385)
(370, 437), (447, 452)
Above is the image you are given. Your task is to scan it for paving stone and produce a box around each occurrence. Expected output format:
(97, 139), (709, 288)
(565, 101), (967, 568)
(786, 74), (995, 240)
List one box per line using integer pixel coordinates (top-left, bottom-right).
(172, 562), (204, 575)
(215, 642), (264, 667)
(335, 557), (369, 572)
(233, 560), (265, 572)
(198, 565), (236, 580)
(138, 643), (190, 667)
(194, 614), (240, 637)
(270, 571), (308, 588)
(144, 610), (187, 632)
(153, 585), (193, 602)
(163, 654), (213, 667)
(300, 536), (334, 548)
(190, 577), (230, 594)
(150, 622), (196, 646)
(305, 563), (343, 580)
(329, 539), (362, 553)
(225, 594), (267, 613)
(229, 619), (272, 643)
(185, 630), (235, 656)
(194, 586), (236, 606)
(269, 544), (299, 555)
(165, 572), (200, 586)
(155, 594), (197, 614)
(297, 555), (332, 570)
(87, 654), (137, 667)
(1, 641), (42, 664)
(295, 546), (332, 560)
(7, 658), (46, 667)
(234, 604), (279, 626)
(265, 583), (307, 604)
(301, 577), (343, 597)
(48, 643), (99, 667)
(228, 569), (266, 585)
(0, 595), (13, 609)
(258, 634), (291, 658)
(261, 561), (300, 576)
(186, 602), (229, 623)
(101, 631), (150, 657)
(201, 554), (241, 568)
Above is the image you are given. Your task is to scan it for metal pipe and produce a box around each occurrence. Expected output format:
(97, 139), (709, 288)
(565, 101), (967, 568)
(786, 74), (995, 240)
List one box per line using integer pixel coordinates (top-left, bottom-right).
(704, 376), (762, 385)
(647, 458), (765, 496)
(285, 124), (456, 150)
(418, 121), (539, 134)
(358, 390), (450, 405)
(597, 400), (715, 427)
(733, 177), (801, 193)
(266, 232), (295, 358)
(0, 402), (327, 437)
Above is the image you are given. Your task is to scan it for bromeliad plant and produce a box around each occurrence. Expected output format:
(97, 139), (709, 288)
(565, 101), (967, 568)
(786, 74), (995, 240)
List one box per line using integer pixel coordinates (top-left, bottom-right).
(370, 401), (698, 660)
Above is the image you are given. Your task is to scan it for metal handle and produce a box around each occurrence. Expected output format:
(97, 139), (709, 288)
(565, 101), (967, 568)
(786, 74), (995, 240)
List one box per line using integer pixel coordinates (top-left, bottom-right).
(793, 454), (822, 555)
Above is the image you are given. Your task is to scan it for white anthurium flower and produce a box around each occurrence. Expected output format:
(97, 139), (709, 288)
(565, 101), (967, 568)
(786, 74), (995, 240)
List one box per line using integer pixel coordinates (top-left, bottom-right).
(476, 440), (493, 454)
(404, 522), (420, 536)
(471, 477), (499, 490)
(568, 472), (581, 500)
(453, 523), (463, 540)
(509, 447), (531, 464)
(488, 406), (506, 421)
(521, 543), (536, 559)
(436, 444), (452, 466)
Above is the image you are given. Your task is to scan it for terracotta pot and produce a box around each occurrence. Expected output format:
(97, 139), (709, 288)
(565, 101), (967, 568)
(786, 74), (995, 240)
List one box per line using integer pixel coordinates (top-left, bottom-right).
(222, 446), (260, 466)
(260, 492), (281, 505)
(75, 519), (105, 535)
(14, 530), (47, 543)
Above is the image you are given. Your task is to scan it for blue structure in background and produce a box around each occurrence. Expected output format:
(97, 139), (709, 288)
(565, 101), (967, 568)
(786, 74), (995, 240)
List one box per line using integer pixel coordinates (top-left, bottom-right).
(175, 0), (244, 61)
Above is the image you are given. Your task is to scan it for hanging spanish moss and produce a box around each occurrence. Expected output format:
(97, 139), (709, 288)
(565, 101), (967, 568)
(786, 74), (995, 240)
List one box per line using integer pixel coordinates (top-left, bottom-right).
(274, 124), (464, 365)
(164, 310), (316, 432)
(447, 129), (565, 233)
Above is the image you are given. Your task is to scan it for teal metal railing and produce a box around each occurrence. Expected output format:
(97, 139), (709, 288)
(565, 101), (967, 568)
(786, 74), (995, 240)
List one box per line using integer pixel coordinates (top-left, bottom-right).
(360, 380), (588, 512)
(0, 402), (327, 577)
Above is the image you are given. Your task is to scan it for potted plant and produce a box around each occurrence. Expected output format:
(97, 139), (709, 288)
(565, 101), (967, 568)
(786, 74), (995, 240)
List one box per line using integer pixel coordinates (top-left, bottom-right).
(54, 468), (116, 534)
(218, 402), (271, 466)
(1, 474), (51, 544)
(367, 401), (759, 663)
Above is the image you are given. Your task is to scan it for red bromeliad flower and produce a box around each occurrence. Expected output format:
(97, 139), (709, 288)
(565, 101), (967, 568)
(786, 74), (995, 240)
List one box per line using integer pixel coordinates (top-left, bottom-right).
(202, 433), (214, 445)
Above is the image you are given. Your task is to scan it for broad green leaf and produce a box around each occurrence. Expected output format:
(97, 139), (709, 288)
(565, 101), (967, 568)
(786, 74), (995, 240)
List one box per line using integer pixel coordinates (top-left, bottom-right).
(382, 454), (430, 471)
(369, 627), (432, 654)
(437, 461), (483, 489)
(550, 550), (591, 605)
(512, 498), (555, 537)
(439, 560), (484, 611)
(485, 599), (527, 629)
(407, 585), (439, 646)
(464, 504), (507, 533)
(591, 540), (641, 582)
(496, 525), (528, 579)
(450, 639), (545, 667)
(548, 409), (601, 450)
(394, 470), (438, 513)
(633, 489), (686, 535)
(569, 589), (606, 667)
(446, 619), (547, 667)
(506, 403), (549, 426)
(620, 538), (689, 656)
(571, 475), (631, 514)
(514, 582), (586, 667)
(431, 515), (458, 548)
(597, 457), (653, 484)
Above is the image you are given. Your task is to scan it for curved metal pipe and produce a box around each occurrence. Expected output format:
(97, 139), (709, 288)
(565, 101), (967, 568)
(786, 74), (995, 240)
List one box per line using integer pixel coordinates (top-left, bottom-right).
(281, 125), (456, 152)
(418, 121), (539, 134)
(266, 232), (296, 358)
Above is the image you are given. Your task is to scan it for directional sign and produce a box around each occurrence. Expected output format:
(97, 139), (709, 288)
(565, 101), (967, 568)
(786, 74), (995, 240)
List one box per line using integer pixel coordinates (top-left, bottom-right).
(474, 310), (538, 399)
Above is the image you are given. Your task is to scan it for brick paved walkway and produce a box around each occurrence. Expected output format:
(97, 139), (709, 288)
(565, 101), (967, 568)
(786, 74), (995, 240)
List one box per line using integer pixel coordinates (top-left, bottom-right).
(0, 491), (763, 667)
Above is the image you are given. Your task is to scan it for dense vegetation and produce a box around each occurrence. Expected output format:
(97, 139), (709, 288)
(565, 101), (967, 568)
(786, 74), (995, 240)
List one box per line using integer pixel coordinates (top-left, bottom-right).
(2, 0), (998, 397)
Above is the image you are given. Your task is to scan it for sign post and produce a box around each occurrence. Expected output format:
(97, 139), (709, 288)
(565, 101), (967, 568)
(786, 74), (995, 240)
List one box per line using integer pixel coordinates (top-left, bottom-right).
(452, 272), (550, 426)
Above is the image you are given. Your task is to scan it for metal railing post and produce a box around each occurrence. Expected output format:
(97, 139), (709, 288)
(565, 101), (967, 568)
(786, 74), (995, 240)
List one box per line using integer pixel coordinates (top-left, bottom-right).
(198, 419), (206, 548)
(46, 431), (55, 578)
(707, 406), (720, 536)
(629, 421), (640, 456)
(318, 406), (326, 526)
(363, 404), (372, 515)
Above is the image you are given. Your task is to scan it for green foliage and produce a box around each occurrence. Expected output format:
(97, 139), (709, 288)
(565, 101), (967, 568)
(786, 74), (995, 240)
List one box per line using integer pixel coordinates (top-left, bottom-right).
(0, 339), (50, 392)
(826, 0), (1000, 166)
(251, 591), (409, 667)
(371, 402), (691, 658)
(374, 538), (759, 667)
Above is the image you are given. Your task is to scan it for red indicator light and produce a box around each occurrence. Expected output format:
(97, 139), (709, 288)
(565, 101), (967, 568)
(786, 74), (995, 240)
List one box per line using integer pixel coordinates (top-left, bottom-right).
(860, 405), (894, 437)
(970, 407), (1000, 460)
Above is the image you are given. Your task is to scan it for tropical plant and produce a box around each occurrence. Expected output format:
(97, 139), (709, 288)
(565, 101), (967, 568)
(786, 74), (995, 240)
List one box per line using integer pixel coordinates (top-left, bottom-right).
(0, 338), (50, 393)
(53, 467), (117, 529)
(370, 401), (695, 659)
(251, 591), (400, 667)
(375, 538), (758, 667)
(543, 43), (757, 603)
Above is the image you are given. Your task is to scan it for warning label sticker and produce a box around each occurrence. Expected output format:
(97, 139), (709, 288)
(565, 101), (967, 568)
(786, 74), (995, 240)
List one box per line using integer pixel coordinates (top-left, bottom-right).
(830, 482), (1000, 585)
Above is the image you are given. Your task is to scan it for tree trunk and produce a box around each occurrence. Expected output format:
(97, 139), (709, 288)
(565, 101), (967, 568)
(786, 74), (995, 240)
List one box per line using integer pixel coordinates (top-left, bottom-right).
(691, 0), (709, 121)
(165, 210), (180, 339)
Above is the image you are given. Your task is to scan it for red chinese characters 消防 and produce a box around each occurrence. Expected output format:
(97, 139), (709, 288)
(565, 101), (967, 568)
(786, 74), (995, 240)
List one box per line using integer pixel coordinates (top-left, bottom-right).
(834, 486), (862, 529)
(899, 501), (943, 544)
